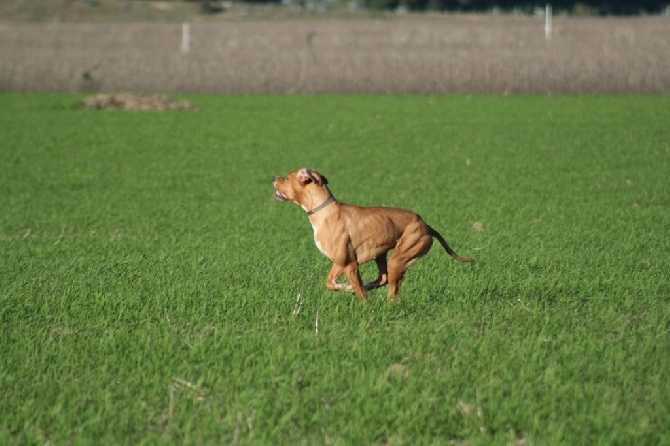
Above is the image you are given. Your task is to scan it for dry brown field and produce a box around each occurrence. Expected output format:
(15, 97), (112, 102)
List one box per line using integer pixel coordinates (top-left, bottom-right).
(1, 15), (669, 94)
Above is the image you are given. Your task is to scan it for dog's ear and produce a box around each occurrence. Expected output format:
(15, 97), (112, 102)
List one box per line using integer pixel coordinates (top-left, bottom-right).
(297, 168), (328, 186)
(308, 169), (328, 186)
(297, 168), (313, 185)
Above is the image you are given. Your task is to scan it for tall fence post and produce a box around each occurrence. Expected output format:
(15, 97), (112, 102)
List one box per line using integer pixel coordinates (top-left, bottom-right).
(181, 22), (190, 54)
(545, 4), (552, 41)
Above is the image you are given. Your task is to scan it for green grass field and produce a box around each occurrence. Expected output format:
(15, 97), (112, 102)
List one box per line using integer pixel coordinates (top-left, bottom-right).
(1, 93), (669, 444)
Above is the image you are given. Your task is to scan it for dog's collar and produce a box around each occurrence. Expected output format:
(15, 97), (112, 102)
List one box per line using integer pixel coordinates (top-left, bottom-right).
(307, 195), (336, 216)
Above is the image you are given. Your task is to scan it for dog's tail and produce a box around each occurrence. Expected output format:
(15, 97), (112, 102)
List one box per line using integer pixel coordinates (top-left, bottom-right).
(428, 226), (475, 263)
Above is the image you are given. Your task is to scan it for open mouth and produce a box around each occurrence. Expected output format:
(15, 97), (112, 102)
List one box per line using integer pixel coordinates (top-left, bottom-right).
(274, 190), (289, 202)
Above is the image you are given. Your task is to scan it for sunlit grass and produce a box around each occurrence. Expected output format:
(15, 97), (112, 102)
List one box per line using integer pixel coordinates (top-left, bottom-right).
(0, 93), (668, 444)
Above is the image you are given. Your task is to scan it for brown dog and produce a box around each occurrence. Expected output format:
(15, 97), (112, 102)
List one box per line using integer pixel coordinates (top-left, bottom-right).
(272, 168), (474, 301)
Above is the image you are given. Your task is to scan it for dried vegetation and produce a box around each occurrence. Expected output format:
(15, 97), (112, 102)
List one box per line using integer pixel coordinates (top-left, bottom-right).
(82, 93), (197, 110)
(1, 16), (668, 94)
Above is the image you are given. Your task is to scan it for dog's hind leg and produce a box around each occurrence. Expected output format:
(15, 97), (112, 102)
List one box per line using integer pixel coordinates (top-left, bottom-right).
(387, 231), (433, 300)
(387, 260), (406, 300)
(364, 255), (388, 291)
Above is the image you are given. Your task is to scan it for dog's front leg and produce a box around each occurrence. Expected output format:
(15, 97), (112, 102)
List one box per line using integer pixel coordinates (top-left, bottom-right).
(325, 263), (367, 300)
(325, 264), (353, 293)
(342, 263), (367, 301)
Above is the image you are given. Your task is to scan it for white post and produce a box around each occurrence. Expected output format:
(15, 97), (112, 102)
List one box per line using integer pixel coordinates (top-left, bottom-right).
(545, 4), (552, 41)
(181, 22), (190, 54)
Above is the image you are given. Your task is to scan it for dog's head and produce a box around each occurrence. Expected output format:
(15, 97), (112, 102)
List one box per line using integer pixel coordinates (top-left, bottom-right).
(273, 168), (330, 212)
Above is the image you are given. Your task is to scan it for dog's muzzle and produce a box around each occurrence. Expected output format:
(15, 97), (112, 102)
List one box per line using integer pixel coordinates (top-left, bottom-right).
(272, 176), (289, 201)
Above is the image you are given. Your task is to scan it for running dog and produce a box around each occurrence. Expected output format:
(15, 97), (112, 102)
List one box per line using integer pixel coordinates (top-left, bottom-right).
(272, 168), (474, 300)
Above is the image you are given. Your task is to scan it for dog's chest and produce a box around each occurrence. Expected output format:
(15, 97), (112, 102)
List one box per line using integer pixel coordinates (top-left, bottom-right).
(310, 222), (330, 258)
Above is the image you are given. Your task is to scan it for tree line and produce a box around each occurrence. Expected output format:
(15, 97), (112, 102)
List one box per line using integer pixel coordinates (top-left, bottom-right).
(239, 0), (669, 14)
(388, 0), (667, 14)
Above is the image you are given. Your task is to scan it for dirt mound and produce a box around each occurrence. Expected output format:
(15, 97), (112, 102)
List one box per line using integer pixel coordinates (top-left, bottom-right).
(83, 93), (197, 111)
